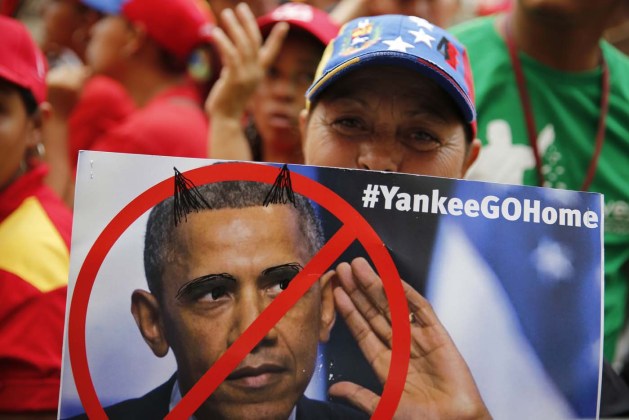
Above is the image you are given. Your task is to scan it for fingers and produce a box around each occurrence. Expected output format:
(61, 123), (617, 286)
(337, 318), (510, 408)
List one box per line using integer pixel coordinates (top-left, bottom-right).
(219, 5), (258, 61)
(332, 258), (491, 419)
(46, 65), (89, 118)
(328, 381), (379, 416)
(216, 3), (288, 72)
(399, 278), (465, 362)
(348, 256), (443, 333)
(214, 3), (266, 72)
(207, 3), (269, 118)
(46, 64), (89, 91)
(259, 21), (290, 69)
(235, 2), (262, 49)
(335, 260), (393, 347)
(335, 257), (450, 362)
(402, 280), (436, 329)
(210, 26), (238, 70)
(333, 273), (391, 380)
(349, 257), (392, 322)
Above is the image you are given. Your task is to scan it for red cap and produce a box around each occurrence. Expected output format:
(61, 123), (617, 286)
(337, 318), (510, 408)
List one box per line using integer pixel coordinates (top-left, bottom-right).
(257, 2), (339, 46)
(476, 0), (513, 16)
(0, 16), (47, 104)
(123, 0), (214, 59)
(1, 0), (21, 16)
(83, 0), (215, 59)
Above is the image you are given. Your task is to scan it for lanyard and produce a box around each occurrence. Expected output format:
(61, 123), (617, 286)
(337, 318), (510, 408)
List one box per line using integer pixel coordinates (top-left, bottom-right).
(504, 15), (610, 191)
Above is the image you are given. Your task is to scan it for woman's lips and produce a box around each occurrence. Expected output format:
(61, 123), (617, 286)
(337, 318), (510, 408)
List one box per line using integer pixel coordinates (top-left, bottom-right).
(267, 113), (296, 129)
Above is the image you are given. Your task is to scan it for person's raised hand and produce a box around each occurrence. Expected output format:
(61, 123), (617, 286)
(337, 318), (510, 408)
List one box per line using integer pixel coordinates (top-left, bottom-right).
(331, 257), (492, 419)
(205, 2), (289, 119)
(46, 64), (90, 120)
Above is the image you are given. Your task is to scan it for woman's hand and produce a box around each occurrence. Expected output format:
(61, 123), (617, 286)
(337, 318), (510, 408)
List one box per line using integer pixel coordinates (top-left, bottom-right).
(331, 257), (492, 419)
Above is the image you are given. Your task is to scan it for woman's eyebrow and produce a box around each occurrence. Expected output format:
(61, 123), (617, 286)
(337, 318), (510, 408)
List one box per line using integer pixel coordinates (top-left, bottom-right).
(404, 108), (451, 123)
(175, 273), (236, 300)
(324, 92), (369, 107)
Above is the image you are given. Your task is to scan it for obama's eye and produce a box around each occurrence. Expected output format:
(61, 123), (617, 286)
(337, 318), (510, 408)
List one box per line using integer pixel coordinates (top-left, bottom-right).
(176, 274), (235, 304)
(267, 275), (295, 296)
(263, 263), (303, 297)
(206, 285), (227, 301)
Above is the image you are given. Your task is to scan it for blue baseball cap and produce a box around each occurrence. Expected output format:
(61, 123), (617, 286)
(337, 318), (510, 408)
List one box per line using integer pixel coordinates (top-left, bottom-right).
(306, 15), (476, 135)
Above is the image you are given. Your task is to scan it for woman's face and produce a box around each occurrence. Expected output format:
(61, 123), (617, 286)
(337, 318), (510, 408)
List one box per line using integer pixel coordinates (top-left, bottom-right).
(517, 0), (622, 25)
(301, 65), (479, 178)
(86, 15), (131, 78)
(250, 31), (323, 162)
(41, 0), (84, 56)
(0, 81), (39, 190)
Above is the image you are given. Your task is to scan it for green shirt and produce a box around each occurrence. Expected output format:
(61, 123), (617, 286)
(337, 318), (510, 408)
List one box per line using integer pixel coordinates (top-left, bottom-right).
(452, 15), (629, 361)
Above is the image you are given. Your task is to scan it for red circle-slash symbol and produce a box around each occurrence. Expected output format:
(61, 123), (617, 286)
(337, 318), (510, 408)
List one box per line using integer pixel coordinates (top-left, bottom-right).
(68, 162), (411, 420)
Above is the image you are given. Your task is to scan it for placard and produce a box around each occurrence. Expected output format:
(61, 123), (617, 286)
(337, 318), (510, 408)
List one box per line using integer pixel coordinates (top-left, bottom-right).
(59, 151), (603, 419)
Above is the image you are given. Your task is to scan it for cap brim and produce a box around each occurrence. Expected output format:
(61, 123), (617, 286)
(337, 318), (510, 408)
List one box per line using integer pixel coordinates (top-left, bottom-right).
(81, 0), (124, 14)
(307, 51), (475, 123)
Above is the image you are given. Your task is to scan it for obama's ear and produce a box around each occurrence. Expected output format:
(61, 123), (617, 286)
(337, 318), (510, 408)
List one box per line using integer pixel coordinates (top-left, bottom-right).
(131, 289), (170, 357)
(318, 270), (336, 343)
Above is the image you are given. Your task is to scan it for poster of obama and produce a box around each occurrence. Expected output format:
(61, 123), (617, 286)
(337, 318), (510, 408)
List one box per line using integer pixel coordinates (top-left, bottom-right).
(59, 151), (603, 420)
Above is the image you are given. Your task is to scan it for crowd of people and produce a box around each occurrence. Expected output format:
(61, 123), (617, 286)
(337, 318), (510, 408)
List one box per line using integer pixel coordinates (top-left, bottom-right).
(1, 0), (628, 418)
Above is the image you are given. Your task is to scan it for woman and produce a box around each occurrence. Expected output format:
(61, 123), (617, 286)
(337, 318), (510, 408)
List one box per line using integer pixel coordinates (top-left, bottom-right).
(207, 2), (338, 163)
(0, 16), (72, 417)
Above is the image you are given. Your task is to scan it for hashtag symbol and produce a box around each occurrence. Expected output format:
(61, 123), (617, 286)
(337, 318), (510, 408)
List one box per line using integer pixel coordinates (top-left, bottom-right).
(362, 184), (380, 208)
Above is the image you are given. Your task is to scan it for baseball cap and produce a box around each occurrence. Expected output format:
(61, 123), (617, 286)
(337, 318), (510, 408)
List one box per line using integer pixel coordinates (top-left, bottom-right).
(1, 0), (20, 16)
(0, 16), (48, 104)
(307, 14), (476, 135)
(81, 0), (215, 59)
(257, 2), (339, 46)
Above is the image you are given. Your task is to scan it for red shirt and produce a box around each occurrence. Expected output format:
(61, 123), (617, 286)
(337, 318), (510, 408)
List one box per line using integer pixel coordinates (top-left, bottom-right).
(90, 82), (209, 158)
(0, 165), (72, 412)
(68, 76), (134, 171)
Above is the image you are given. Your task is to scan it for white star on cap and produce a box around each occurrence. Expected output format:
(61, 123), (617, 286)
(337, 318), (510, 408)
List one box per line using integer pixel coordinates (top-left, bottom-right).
(383, 36), (414, 52)
(408, 16), (434, 31)
(357, 18), (371, 29)
(409, 28), (435, 47)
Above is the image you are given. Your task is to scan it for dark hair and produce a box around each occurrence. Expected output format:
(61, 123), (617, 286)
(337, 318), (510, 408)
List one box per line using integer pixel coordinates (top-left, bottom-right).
(283, 27), (327, 53)
(158, 48), (188, 74)
(143, 180), (324, 298)
(17, 86), (38, 116)
(0, 79), (39, 116)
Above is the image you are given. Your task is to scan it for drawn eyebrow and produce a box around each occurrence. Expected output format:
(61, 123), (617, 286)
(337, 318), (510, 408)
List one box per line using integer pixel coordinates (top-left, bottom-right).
(175, 264), (304, 301)
(175, 273), (236, 301)
(261, 262), (304, 277)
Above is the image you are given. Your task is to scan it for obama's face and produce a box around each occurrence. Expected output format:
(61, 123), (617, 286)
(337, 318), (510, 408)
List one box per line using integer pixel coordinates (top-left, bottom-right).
(133, 205), (335, 419)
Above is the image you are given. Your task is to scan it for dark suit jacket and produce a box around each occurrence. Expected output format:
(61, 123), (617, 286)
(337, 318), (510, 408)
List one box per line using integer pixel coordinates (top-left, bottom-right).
(68, 374), (368, 420)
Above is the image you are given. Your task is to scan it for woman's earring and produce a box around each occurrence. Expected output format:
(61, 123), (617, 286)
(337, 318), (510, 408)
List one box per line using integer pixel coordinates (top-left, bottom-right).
(36, 142), (46, 159)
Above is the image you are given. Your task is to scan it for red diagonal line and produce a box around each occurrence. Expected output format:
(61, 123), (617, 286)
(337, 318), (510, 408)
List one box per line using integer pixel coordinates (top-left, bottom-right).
(166, 224), (356, 420)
